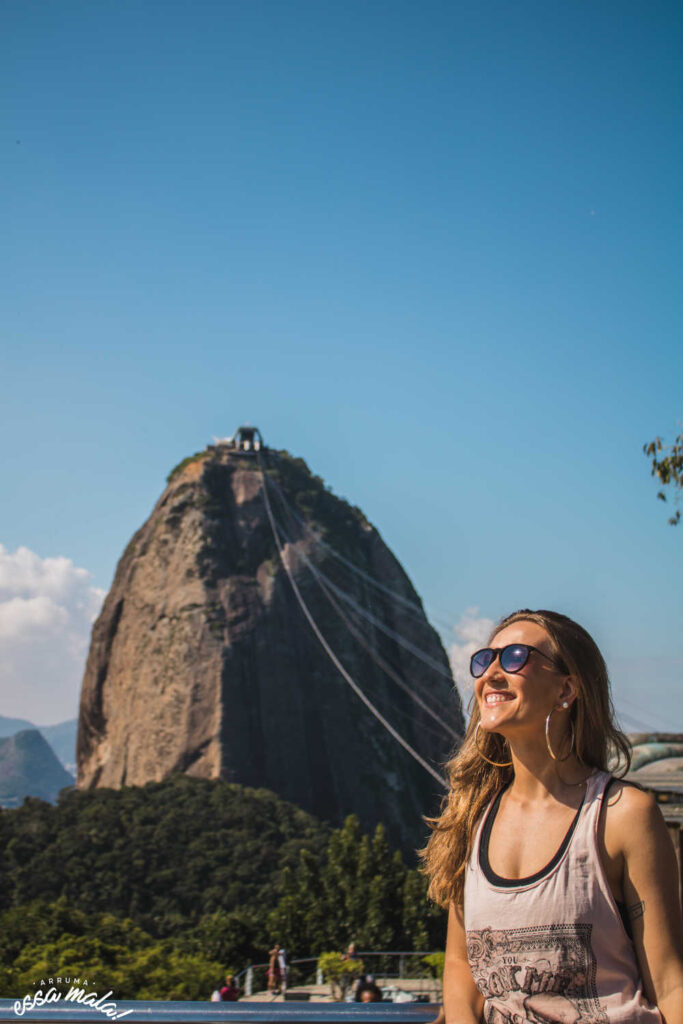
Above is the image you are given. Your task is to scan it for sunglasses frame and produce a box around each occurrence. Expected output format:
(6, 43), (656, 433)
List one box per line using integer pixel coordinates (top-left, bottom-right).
(469, 643), (559, 679)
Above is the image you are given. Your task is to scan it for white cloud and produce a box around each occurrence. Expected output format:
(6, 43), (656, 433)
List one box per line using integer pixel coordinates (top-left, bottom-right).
(448, 607), (495, 711)
(0, 545), (106, 725)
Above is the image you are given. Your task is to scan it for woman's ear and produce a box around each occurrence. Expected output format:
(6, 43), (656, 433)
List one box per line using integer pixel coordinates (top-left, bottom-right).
(557, 676), (579, 708)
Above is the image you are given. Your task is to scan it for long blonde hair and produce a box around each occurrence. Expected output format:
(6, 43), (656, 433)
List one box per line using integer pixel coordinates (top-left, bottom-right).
(420, 609), (631, 907)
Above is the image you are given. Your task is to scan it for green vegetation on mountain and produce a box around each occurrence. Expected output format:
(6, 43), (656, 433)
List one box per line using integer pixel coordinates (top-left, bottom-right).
(0, 777), (446, 999)
(266, 449), (371, 543)
(0, 775), (326, 935)
(167, 444), (372, 560)
(166, 450), (211, 483)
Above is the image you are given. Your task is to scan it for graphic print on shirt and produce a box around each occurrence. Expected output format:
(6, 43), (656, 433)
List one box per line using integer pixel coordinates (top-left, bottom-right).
(467, 924), (608, 1024)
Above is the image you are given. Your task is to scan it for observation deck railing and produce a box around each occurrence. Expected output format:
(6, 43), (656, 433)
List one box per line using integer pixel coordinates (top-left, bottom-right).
(237, 951), (441, 998)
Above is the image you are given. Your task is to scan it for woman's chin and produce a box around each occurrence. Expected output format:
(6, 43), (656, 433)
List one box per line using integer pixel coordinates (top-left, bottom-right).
(480, 708), (514, 732)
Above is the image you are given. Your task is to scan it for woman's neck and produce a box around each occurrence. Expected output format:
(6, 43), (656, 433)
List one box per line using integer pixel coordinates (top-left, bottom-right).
(507, 735), (590, 802)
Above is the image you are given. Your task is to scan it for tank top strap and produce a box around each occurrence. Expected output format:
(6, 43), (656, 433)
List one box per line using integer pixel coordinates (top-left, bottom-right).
(565, 769), (613, 862)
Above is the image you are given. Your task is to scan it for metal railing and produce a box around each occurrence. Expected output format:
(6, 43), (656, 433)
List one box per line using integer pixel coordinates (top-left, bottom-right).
(237, 952), (441, 1000)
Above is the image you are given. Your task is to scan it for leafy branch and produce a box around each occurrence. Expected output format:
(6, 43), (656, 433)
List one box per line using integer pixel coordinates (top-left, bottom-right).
(643, 430), (682, 525)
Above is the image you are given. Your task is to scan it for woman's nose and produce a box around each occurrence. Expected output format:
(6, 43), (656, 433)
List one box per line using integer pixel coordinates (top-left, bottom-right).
(480, 659), (506, 682)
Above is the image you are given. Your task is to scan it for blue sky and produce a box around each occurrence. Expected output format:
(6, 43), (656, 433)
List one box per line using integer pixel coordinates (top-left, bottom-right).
(2, 0), (681, 730)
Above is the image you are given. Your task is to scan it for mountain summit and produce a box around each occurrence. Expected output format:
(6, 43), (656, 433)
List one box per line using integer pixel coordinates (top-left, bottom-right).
(77, 437), (463, 852)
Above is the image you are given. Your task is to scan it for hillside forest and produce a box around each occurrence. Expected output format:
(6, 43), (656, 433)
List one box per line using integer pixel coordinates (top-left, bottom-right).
(0, 775), (446, 1000)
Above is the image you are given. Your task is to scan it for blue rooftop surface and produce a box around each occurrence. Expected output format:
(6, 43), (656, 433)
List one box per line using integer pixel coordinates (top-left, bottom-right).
(0, 1002), (440, 1024)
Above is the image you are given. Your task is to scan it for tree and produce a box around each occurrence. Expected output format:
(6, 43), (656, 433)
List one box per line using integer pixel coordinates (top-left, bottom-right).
(267, 854), (329, 958)
(354, 828), (404, 951)
(316, 951), (364, 1001)
(643, 430), (682, 525)
(402, 872), (446, 951)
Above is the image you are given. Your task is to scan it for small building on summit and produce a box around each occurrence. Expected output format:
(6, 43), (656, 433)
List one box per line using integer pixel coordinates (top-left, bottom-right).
(211, 426), (265, 454)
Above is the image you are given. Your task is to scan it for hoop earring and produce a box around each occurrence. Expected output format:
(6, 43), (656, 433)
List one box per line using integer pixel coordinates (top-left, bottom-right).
(545, 706), (575, 762)
(474, 722), (513, 768)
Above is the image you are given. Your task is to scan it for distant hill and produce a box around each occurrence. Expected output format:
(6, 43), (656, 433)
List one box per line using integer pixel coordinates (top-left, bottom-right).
(0, 716), (77, 774)
(0, 730), (74, 807)
(37, 719), (77, 773)
(0, 715), (35, 737)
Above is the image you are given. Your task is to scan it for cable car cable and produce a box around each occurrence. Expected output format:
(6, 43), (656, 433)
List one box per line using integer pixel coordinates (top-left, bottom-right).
(266, 484), (455, 681)
(268, 501), (461, 741)
(258, 458), (447, 789)
(266, 477), (460, 731)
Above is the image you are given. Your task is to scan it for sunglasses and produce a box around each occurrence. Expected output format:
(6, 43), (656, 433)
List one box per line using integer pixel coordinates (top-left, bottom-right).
(469, 643), (559, 679)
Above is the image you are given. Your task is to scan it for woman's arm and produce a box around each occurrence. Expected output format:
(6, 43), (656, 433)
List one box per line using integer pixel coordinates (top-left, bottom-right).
(603, 783), (683, 1023)
(443, 901), (484, 1024)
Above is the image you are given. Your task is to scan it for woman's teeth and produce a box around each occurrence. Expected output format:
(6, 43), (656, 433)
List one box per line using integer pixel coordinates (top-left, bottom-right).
(485, 693), (513, 705)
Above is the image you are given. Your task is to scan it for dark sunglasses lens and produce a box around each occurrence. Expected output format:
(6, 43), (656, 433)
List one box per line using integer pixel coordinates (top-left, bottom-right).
(500, 644), (530, 673)
(470, 648), (495, 678)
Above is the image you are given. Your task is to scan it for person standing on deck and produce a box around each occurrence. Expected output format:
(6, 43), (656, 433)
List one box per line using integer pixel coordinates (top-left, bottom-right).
(267, 944), (281, 994)
(278, 947), (288, 996)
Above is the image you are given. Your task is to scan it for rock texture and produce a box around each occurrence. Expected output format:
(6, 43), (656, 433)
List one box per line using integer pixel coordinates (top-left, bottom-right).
(77, 447), (463, 853)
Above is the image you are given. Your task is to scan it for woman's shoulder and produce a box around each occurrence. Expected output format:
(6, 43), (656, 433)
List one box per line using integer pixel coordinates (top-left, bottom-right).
(601, 776), (663, 850)
(603, 775), (658, 811)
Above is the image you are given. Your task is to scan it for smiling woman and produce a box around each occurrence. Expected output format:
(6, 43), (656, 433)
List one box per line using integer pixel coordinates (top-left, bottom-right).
(421, 609), (683, 1024)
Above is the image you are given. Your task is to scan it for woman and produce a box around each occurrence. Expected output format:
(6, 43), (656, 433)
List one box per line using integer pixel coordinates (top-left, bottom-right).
(422, 609), (682, 1023)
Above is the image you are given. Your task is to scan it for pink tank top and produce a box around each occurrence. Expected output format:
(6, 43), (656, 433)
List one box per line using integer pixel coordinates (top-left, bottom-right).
(464, 770), (661, 1023)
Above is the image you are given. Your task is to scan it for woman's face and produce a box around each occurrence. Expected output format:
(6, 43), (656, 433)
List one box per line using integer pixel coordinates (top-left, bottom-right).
(474, 620), (572, 736)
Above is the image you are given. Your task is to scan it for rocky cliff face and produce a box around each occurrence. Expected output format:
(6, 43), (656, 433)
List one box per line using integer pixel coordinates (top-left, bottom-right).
(77, 447), (463, 853)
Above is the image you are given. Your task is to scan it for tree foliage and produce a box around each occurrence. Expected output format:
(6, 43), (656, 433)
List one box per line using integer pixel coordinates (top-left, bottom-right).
(422, 952), (445, 980)
(0, 898), (223, 1000)
(267, 816), (445, 958)
(644, 430), (682, 525)
(0, 781), (445, 1000)
(0, 776), (327, 935)
(316, 952), (364, 1000)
